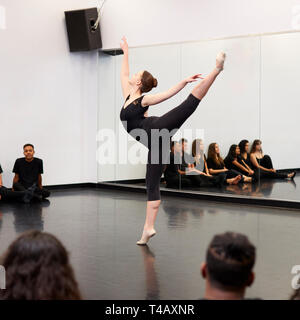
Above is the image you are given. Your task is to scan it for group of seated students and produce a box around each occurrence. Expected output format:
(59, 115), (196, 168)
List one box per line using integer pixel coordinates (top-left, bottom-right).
(0, 229), (299, 300)
(164, 138), (296, 189)
(0, 144), (50, 204)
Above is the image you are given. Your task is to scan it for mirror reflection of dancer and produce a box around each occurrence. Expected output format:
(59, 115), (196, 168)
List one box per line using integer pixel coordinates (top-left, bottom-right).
(119, 37), (226, 245)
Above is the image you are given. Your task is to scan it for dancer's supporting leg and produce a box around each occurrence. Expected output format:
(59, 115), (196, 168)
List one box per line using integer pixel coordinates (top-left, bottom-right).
(136, 53), (226, 245)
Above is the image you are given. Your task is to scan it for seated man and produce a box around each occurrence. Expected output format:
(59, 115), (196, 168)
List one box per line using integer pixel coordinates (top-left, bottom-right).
(164, 141), (193, 189)
(0, 163), (34, 203)
(201, 231), (257, 300)
(12, 144), (50, 200)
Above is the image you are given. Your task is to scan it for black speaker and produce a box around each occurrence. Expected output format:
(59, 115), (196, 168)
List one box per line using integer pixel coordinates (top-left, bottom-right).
(64, 8), (102, 52)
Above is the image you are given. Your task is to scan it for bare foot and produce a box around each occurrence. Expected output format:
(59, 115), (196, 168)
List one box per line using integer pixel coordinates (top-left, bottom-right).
(243, 176), (252, 183)
(288, 172), (296, 179)
(136, 229), (156, 245)
(227, 175), (242, 185)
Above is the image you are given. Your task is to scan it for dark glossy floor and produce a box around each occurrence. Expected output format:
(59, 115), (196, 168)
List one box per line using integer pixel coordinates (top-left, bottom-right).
(1, 188), (300, 300)
(123, 174), (300, 202)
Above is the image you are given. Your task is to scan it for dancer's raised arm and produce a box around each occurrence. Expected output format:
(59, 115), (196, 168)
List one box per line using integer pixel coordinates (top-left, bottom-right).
(120, 37), (130, 99)
(142, 74), (203, 107)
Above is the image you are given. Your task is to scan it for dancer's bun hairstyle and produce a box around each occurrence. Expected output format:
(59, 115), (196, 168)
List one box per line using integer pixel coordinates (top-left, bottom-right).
(141, 70), (158, 93)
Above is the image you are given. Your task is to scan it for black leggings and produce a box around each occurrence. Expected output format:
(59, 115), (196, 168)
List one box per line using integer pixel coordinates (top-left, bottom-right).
(166, 172), (226, 189)
(257, 155), (288, 180)
(140, 93), (201, 201)
(13, 182), (51, 199)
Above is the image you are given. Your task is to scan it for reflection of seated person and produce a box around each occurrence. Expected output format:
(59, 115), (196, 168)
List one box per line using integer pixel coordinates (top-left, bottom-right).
(0, 164), (34, 203)
(164, 141), (193, 188)
(224, 144), (256, 179)
(250, 139), (296, 180)
(179, 138), (194, 169)
(12, 144), (50, 200)
(207, 143), (251, 184)
(164, 141), (224, 189)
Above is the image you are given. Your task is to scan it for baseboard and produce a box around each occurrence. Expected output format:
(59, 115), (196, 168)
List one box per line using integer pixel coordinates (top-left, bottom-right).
(45, 183), (97, 190)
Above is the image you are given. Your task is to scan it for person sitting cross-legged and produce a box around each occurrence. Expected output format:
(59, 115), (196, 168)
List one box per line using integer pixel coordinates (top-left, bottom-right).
(0, 163), (35, 203)
(12, 143), (50, 200)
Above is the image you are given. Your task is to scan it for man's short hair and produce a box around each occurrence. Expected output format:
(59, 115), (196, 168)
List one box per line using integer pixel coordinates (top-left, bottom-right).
(206, 232), (256, 289)
(180, 138), (188, 144)
(23, 144), (34, 150)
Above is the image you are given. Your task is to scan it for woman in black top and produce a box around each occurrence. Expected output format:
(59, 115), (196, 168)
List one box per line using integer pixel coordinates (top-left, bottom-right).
(190, 139), (227, 186)
(119, 37), (226, 245)
(224, 144), (255, 178)
(206, 143), (253, 183)
(250, 139), (296, 180)
(238, 140), (254, 171)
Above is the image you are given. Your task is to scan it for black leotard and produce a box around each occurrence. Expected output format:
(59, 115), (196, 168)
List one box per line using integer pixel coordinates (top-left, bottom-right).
(120, 95), (149, 133)
(120, 93), (201, 201)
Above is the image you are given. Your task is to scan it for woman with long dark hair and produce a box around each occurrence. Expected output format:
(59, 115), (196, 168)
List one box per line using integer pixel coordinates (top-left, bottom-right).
(190, 139), (233, 186)
(207, 143), (252, 183)
(0, 230), (81, 300)
(250, 139), (296, 180)
(119, 37), (227, 245)
(238, 140), (254, 172)
(224, 144), (255, 178)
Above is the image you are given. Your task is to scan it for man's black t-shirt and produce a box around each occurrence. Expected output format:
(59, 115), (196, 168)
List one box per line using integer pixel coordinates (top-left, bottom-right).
(0, 164), (2, 174)
(164, 152), (181, 180)
(13, 158), (43, 188)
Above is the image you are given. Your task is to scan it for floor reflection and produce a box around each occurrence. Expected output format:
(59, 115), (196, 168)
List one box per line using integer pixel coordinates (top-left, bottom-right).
(130, 175), (300, 201)
(139, 246), (160, 300)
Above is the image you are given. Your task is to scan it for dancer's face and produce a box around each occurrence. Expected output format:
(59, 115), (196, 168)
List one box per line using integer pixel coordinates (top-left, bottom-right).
(129, 70), (144, 87)
(199, 141), (204, 152)
(256, 143), (262, 152)
(174, 143), (181, 153)
(215, 144), (220, 154)
(245, 143), (249, 153)
(23, 146), (35, 160)
(236, 146), (240, 155)
(182, 142), (188, 152)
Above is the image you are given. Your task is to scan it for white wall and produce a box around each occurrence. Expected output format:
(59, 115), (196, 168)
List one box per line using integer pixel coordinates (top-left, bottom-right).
(0, 0), (99, 186)
(100, 0), (300, 50)
(260, 32), (300, 169)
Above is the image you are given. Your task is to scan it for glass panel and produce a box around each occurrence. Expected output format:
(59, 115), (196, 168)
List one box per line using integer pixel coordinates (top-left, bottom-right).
(97, 31), (300, 203)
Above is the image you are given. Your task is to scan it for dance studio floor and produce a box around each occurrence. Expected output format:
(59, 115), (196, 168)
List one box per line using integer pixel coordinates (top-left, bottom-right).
(1, 187), (300, 300)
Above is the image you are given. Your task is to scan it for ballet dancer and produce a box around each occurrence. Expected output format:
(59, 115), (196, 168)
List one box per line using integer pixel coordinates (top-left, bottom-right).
(119, 37), (226, 245)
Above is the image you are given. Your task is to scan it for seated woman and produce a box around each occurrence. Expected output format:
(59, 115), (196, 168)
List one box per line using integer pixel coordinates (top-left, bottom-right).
(0, 164), (35, 203)
(238, 140), (255, 171)
(250, 139), (296, 180)
(207, 143), (252, 183)
(191, 138), (231, 187)
(224, 144), (256, 179)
